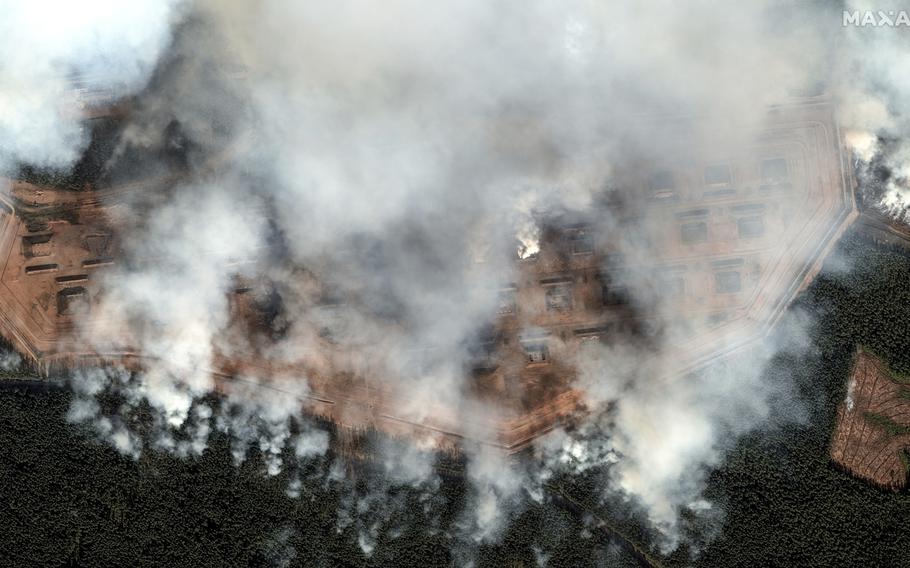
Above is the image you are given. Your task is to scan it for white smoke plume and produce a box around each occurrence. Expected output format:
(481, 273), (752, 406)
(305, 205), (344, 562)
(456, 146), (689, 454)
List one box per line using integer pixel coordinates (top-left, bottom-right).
(0, 348), (22, 372)
(839, 0), (910, 221)
(2, 0), (900, 558)
(535, 310), (811, 550)
(0, 0), (182, 173)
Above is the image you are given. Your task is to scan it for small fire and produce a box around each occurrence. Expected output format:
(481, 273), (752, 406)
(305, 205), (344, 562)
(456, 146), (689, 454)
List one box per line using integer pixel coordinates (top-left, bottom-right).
(517, 222), (540, 259)
(881, 178), (910, 222)
(514, 191), (541, 259)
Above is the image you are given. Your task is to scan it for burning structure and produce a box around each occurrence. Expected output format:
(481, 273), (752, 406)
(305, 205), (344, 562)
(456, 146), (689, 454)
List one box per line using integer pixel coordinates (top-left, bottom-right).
(0, 95), (856, 452)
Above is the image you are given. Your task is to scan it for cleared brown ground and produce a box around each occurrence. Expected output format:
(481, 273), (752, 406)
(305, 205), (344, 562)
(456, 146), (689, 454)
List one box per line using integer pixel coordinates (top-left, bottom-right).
(831, 349), (910, 490)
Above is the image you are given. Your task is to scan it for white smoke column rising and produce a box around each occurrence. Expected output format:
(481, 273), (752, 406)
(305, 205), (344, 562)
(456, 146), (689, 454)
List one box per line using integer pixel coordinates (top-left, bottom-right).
(839, 0), (910, 221)
(459, 444), (525, 542)
(67, 367), (143, 458)
(845, 130), (880, 163)
(80, 0), (831, 548)
(0, 0), (183, 173)
(0, 348), (21, 372)
(6, 0), (895, 556)
(87, 184), (265, 428)
(539, 312), (812, 550)
(217, 374), (325, 475)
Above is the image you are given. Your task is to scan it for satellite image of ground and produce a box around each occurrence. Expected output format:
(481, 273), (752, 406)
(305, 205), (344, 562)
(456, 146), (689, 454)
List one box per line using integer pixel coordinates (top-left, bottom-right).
(1, 2), (910, 567)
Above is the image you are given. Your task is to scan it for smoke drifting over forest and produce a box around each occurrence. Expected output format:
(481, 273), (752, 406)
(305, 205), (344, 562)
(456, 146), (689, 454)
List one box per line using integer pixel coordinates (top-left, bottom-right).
(2, 0), (909, 558)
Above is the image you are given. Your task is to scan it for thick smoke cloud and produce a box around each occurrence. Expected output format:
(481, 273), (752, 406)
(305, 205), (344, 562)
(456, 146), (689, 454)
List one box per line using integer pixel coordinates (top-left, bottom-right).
(539, 311), (811, 548)
(2, 0), (900, 557)
(0, 0), (181, 172)
(840, 0), (910, 220)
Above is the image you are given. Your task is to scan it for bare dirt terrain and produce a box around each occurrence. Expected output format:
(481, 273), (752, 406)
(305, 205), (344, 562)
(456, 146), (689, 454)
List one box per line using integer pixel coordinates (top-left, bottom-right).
(831, 348), (910, 489)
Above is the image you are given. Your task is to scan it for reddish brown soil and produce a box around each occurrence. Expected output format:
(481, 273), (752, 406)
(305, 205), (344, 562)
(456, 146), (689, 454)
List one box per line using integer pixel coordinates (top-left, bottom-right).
(831, 349), (910, 490)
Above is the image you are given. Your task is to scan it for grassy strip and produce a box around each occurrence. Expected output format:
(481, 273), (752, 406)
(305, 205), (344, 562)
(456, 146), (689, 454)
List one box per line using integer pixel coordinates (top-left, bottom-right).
(863, 412), (910, 436)
(900, 450), (910, 474)
(886, 367), (910, 385)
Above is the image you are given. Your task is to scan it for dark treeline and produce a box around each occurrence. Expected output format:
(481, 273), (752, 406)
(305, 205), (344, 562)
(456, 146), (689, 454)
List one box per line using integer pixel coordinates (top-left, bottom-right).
(14, 118), (124, 191)
(13, 110), (198, 192)
(682, 230), (910, 567)
(0, 229), (909, 567)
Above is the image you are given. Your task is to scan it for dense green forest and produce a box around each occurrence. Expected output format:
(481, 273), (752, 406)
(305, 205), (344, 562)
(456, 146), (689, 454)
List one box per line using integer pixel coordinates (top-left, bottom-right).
(0, 230), (909, 567)
(687, 231), (910, 568)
